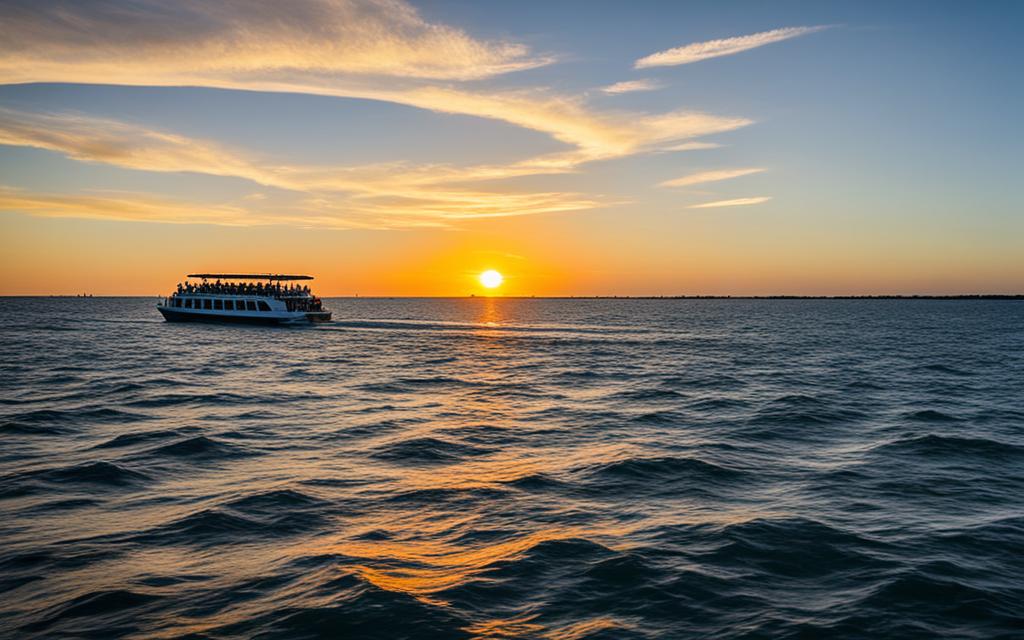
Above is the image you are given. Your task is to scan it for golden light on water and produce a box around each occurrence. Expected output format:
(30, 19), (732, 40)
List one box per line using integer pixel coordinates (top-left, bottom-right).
(478, 269), (504, 289)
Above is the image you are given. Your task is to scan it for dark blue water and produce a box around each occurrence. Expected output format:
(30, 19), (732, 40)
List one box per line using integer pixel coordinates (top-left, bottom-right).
(2, 297), (1023, 639)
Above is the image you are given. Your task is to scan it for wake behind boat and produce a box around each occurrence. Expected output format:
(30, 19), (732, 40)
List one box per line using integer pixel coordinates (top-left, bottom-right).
(157, 273), (331, 325)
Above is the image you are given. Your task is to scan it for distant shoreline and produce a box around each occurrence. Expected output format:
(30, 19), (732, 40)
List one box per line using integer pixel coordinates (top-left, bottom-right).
(7, 295), (1024, 300)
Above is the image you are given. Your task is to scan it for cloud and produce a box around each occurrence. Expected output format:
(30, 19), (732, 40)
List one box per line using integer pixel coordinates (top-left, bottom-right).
(0, 186), (252, 226)
(599, 79), (665, 95)
(0, 109), (606, 227)
(0, 109), (261, 180)
(635, 26), (827, 68)
(0, 1), (751, 163)
(662, 141), (722, 152)
(0, 183), (602, 230)
(0, 0), (551, 82)
(0, 107), (749, 226)
(688, 196), (771, 209)
(0, 3), (763, 228)
(659, 167), (765, 187)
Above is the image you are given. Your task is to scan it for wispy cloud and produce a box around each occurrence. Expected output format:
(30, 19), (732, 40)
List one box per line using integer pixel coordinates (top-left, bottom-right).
(0, 183), (603, 230)
(599, 79), (665, 95)
(0, 1), (750, 164)
(0, 186), (252, 226)
(0, 109), (606, 228)
(688, 196), (772, 209)
(659, 168), (765, 187)
(635, 26), (828, 68)
(0, 0), (551, 82)
(662, 141), (723, 152)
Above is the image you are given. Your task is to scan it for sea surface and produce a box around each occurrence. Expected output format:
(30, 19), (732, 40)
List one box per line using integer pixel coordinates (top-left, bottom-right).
(1, 297), (1023, 639)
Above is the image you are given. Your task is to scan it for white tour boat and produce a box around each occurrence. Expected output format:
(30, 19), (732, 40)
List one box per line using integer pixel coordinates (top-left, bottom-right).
(157, 273), (331, 325)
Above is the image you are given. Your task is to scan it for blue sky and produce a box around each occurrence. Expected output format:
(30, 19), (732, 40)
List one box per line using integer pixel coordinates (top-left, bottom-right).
(0, 0), (1020, 294)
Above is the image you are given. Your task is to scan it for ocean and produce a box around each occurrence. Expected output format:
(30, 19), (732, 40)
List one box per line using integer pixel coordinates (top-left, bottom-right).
(1, 297), (1023, 639)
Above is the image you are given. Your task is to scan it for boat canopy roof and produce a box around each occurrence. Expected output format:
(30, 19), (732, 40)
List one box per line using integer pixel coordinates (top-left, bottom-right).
(187, 273), (313, 281)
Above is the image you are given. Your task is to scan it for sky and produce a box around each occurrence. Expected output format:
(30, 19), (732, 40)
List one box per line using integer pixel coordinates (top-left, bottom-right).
(0, 0), (1021, 296)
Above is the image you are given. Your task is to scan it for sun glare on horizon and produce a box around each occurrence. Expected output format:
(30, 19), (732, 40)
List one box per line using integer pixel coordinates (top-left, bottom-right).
(479, 270), (504, 289)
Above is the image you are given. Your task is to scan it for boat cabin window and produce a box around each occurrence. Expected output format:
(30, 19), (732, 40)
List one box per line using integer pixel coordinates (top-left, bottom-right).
(213, 299), (223, 310)
(236, 300), (246, 310)
(174, 298), (182, 308)
(257, 300), (271, 312)
(246, 300), (257, 311)
(184, 299), (193, 308)
(203, 299), (213, 310)
(223, 300), (234, 311)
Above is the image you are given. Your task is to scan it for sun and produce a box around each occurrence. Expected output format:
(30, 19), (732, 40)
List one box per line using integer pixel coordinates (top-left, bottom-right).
(479, 269), (504, 289)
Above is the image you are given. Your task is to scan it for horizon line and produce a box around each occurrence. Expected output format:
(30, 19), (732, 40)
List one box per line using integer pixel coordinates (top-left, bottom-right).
(6, 294), (1024, 300)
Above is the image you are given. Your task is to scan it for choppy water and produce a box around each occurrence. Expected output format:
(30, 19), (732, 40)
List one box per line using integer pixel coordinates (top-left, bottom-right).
(2, 297), (1023, 639)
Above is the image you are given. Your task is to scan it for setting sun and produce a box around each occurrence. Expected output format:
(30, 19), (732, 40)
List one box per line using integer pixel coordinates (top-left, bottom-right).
(479, 270), (504, 289)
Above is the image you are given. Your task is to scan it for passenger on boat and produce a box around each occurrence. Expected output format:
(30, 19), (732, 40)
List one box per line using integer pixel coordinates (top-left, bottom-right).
(172, 280), (311, 298)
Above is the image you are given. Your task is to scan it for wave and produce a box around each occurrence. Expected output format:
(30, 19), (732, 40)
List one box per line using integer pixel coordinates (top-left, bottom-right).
(223, 488), (329, 514)
(1, 461), (150, 499)
(355, 376), (473, 394)
(903, 409), (961, 423)
(610, 388), (688, 402)
(211, 573), (472, 639)
(438, 537), (622, 601)
(630, 410), (687, 425)
(0, 421), (74, 436)
(931, 517), (1024, 575)
(371, 437), (493, 464)
(686, 396), (750, 411)
(854, 571), (1022, 627)
(20, 589), (163, 634)
(93, 429), (186, 449)
(1, 407), (146, 428)
(143, 435), (254, 459)
(693, 517), (894, 579)
(504, 472), (570, 492)
(137, 506), (328, 545)
(737, 395), (869, 441)
(123, 391), (261, 408)
(575, 456), (746, 494)
(20, 497), (102, 513)
(385, 486), (509, 505)
(871, 434), (1024, 460)
(41, 461), (150, 486)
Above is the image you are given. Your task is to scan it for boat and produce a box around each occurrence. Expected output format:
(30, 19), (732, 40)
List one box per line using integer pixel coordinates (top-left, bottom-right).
(157, 273), (331, 325)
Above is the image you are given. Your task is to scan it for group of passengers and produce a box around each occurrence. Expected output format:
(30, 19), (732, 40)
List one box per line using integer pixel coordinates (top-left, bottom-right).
(175, 280), (311, 297)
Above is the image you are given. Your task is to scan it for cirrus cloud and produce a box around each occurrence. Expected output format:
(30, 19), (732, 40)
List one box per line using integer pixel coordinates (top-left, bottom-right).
(688, 196), (772, 209)
(599, 79), (665, 95)
(0, 0), (552, 82)
(659, 167), (765, 188)
(0, 108), (608, 228)
(635, 26), (828, 68)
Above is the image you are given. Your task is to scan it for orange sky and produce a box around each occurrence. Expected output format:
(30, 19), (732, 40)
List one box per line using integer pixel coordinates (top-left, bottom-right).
(2, 210), (1020, 296)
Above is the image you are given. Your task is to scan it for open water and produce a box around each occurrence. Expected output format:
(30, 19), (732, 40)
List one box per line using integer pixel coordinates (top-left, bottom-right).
(1, 297), (1023, 639)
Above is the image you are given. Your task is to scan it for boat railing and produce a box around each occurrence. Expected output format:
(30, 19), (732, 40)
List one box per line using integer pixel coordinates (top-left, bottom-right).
(168, 291), (313, 299)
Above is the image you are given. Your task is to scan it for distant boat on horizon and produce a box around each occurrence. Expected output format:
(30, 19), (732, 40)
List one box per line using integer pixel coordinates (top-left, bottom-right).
(157, 273), (331, 325)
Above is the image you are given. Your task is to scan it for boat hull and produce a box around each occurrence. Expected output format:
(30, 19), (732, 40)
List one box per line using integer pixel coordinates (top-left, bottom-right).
(157, 307), (330, 325)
